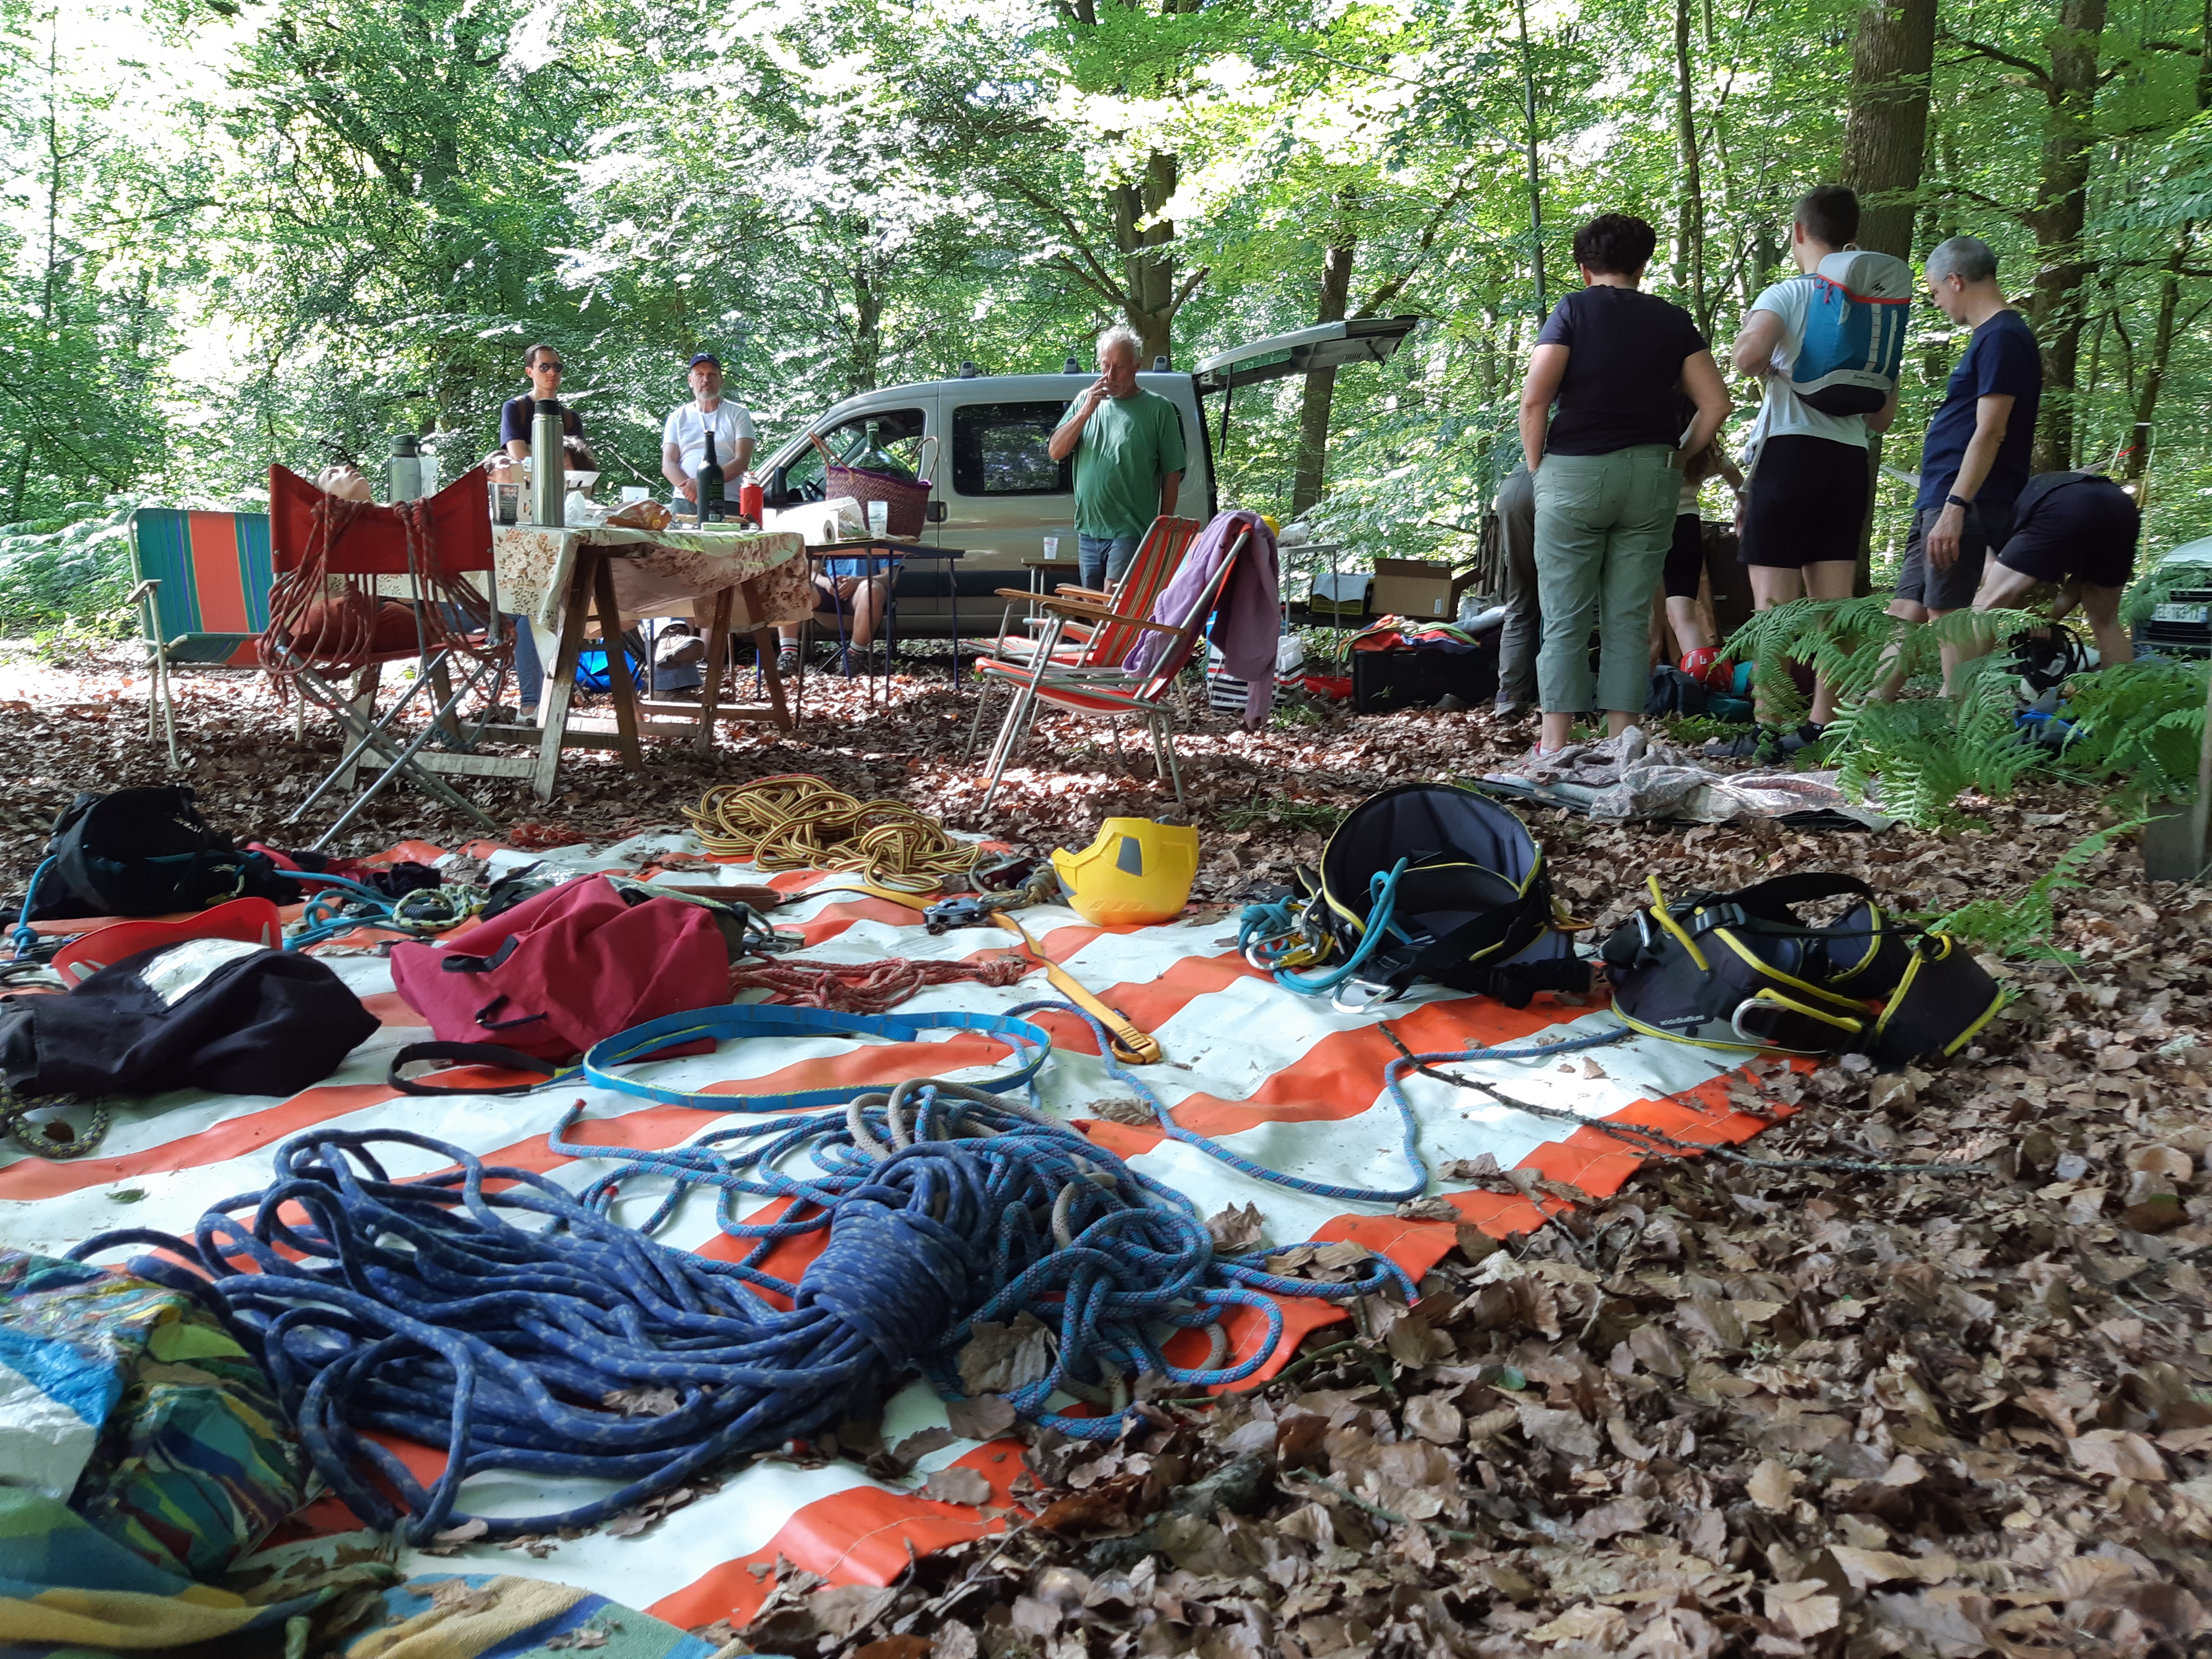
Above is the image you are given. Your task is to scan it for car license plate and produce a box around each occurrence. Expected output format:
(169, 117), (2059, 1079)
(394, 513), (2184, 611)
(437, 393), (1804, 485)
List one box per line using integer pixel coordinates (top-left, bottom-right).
(2153, 603), (2210, 623)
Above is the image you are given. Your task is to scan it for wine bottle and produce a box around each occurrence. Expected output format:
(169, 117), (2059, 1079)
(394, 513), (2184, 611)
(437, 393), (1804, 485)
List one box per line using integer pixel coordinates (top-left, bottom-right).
(698, 427), (725, 523)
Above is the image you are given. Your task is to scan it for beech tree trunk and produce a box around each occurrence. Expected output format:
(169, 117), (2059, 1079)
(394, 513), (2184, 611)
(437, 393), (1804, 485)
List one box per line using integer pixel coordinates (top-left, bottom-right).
(2126, 230), (2190, 488)
(1114, 151), (1187, 366)
(1673, 0), (1709, 329)
(1839, 0), (1934, 590)
(847, 231), (883, 397)
(1290, 230), (1357, 518)
(1839, 0), (1936, 259)
(2024, 0), (2107, 471)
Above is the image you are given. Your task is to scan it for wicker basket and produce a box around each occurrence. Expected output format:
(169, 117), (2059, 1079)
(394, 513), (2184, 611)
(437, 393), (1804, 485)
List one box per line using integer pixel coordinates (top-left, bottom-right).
(810, 433), (935, 538)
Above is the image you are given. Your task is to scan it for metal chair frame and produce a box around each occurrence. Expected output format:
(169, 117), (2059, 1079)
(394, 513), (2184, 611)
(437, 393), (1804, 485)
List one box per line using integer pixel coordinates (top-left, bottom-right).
(961, 516), (1199, 762)
(980, 526), (1250, 809)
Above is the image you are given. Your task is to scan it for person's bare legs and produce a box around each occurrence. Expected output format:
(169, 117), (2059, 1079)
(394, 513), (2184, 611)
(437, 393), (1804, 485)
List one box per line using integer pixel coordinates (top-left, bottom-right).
(1665, 596), (1713, 653)
(2072, 582), (2133, 666)
(1746, 565), (1802, 722)
(841, 577), (889, 646)
(1539, 707), (1637, 749)
(1876, 596), (1929, 700)
(1800, 558), (1855, 724)
(1974, 565), (2134, 671)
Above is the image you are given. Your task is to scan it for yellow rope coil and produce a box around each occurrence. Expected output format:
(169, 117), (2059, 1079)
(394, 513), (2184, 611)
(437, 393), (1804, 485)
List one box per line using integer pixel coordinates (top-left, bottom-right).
(684, 775), (983, 895)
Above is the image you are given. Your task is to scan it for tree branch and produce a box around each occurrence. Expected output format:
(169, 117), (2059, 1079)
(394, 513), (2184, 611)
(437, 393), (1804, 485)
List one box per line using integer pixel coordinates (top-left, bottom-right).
(1938, 28), (2053, 84)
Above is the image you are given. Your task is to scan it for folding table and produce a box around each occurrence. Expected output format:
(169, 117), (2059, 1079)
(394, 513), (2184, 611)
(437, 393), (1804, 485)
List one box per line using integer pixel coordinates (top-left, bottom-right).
(490, 523), (816, 799)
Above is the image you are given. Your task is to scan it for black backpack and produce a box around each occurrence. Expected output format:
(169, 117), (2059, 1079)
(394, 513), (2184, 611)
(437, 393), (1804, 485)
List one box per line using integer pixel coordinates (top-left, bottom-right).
(1247, 784), (1586, 1009)
(28, 788), (299, 922)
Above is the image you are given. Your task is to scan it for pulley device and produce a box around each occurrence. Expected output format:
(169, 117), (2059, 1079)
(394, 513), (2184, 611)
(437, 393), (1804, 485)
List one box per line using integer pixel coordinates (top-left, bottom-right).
(1599, 872), (2004, 1064)
(1239, 784), (1586, 1011)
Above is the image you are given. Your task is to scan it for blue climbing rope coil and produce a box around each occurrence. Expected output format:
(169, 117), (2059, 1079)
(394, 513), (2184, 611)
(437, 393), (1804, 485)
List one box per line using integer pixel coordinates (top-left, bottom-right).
(62, 999), (1631, 1541)
(1238, 860), (1410, 995)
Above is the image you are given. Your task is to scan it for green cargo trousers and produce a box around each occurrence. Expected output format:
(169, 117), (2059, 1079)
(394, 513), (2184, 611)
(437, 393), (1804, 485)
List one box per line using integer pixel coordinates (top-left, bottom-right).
(1531, 445), (1677, 716)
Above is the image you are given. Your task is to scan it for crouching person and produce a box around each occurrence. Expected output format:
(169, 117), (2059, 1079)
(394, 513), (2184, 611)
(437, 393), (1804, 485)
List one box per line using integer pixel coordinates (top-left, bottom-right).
(1972, 471), (2138, 668)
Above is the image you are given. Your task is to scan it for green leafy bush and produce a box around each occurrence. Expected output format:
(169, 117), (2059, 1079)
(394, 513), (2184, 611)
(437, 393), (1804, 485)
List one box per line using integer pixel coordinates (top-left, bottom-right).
(0, 500), (138, 634)
(2049, 656), (2209, 802)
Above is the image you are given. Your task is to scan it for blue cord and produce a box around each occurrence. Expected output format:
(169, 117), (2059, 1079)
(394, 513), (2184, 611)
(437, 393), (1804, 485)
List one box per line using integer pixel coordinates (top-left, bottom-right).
(1037, 995), (1618, 1210)
(1240, 860), (1408, 995)
(10, 856), (54, 960)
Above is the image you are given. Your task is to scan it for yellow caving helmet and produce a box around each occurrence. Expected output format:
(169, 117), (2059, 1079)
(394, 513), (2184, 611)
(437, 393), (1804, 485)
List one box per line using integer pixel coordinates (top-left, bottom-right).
(1051, 818), (1200, 927)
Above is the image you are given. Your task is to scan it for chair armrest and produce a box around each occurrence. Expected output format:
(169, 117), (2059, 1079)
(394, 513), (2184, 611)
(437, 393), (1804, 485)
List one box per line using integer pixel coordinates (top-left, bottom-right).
(992, 588), (1039, 601)
(1053, 585), (1111, 602)
(1038, 597), (1181, 638)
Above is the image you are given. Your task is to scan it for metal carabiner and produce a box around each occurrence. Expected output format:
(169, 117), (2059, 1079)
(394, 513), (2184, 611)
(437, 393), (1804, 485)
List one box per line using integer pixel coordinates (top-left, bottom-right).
(1330, 977), (1405, 1016)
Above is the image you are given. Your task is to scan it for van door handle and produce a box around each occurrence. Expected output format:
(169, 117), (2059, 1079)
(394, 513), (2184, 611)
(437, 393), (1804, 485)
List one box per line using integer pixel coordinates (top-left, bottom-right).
(926, 502), (948, 523)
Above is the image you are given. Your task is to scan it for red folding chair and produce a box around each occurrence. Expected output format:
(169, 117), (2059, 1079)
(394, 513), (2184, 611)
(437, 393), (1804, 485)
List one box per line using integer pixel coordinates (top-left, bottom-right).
(262, 465), (522, 843)
(962, 515), (1200, 762)
(980, 524), (1251, 810)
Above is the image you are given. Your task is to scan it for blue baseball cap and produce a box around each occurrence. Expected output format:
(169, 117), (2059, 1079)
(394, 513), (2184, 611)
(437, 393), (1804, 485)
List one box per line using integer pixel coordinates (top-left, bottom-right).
(689, 352), (721, 369)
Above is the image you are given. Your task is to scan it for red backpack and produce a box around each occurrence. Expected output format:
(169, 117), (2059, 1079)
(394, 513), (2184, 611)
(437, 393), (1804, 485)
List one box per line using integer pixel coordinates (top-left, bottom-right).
(388, 877), (731, 1061)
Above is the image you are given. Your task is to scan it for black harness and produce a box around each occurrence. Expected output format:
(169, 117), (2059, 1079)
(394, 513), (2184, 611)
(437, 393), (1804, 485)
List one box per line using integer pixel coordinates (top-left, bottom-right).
(1599, 872), (2005, 1066)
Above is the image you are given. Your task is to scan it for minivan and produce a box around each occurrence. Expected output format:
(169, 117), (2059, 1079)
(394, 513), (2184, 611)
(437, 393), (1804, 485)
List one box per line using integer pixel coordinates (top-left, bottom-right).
(755, 317), (1419, 630)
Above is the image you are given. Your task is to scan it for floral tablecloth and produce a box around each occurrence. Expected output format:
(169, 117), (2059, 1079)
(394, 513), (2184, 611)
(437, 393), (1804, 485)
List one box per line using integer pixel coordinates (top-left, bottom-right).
(493, 524), (812, 632)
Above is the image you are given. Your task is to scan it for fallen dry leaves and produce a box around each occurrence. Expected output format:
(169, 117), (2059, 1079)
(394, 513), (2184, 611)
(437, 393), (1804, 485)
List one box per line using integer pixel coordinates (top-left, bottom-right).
(8, 646), (2212, 1658)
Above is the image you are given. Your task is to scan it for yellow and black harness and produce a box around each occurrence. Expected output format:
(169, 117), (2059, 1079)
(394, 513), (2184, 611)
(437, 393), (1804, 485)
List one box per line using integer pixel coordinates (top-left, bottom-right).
(1599, 872), (2004, 1066)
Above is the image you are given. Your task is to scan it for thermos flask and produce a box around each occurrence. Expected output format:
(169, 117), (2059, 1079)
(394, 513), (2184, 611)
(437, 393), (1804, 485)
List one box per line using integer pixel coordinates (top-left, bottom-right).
(530, 400), (565, 528)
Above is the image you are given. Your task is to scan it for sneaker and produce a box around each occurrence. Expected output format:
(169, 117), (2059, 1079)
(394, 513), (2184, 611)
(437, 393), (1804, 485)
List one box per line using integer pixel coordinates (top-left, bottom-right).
(655, 628), (707, 669)
(774, 648), (801, 678)
(1708, 726), (1784, 762)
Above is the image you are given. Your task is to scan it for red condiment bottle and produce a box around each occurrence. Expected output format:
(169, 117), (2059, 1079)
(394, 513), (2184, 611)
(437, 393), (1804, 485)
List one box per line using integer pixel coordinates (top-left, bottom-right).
(738, 474), (764, 526)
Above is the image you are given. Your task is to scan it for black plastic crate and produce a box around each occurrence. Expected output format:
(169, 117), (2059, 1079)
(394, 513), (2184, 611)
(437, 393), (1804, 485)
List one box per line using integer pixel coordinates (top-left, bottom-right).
(1351, 641), (1499, 713)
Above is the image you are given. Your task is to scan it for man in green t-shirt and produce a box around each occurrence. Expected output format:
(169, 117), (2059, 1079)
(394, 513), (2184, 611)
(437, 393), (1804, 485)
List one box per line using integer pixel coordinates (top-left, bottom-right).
(1047, 326), (1187, 592)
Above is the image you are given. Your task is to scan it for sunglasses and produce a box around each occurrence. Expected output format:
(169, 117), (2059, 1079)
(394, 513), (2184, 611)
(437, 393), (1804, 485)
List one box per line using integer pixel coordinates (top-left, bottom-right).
(533, 361), (565, 373)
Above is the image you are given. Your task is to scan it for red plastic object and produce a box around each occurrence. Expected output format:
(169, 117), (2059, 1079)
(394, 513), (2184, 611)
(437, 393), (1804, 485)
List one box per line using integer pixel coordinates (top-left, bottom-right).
(739, 477), (765, 524)
(51, 898), (286, 987)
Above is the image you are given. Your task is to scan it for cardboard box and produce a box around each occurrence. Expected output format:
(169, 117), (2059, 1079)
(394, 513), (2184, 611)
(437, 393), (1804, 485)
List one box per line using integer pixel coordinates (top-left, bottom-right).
(1370, 558), (1455, 620)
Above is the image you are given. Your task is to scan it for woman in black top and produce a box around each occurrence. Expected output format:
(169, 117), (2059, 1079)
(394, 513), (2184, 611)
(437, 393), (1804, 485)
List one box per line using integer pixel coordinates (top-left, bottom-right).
(1517, 215), (1731, 756)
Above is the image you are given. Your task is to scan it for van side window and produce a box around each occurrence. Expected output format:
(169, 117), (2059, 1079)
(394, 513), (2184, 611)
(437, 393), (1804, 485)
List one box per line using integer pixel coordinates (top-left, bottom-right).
(787, 408), (928, 494)
(952, 402), (1072, 496)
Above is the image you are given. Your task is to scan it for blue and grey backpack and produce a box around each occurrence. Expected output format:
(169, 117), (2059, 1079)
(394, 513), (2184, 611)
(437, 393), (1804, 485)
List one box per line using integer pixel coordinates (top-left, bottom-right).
(1789, 251), (1913, 416)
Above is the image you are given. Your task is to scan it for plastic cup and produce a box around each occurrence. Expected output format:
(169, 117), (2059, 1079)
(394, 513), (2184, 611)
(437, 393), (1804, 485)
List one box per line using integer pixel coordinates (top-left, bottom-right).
(866, 500), (890, 536)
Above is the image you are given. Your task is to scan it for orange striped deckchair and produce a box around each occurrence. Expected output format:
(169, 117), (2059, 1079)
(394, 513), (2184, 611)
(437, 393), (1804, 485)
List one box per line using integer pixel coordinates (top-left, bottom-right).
(961, 515), (1199, 762)
(979, 524), (1251, 810)
(128, 508), (274, 763)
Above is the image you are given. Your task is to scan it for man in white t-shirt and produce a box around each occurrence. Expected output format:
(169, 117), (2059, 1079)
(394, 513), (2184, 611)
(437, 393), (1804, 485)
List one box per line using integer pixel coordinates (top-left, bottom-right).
(660, 352), (757, 509)
(1726, 184), (1898, 738)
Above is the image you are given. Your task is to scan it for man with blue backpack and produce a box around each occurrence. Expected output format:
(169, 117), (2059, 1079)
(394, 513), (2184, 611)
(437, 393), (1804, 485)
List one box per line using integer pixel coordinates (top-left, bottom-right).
(1725, 184), (1908, 752)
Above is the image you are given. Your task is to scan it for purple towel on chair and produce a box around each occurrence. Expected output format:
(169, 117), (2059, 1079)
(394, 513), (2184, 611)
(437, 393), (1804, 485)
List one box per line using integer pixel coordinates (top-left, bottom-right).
(1123, 511), (1280, 709)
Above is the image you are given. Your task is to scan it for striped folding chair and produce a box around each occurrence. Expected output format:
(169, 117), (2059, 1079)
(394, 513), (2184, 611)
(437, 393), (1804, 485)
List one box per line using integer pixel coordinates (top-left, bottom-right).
(961, 515), (1199, 762)
(980, 524), (1252, 810)
(128, 509), (275, 764)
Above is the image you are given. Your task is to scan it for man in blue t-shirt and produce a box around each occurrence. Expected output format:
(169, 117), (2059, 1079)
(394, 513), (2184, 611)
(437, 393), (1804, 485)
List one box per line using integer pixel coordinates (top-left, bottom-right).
(1891, 236), (2042, 687)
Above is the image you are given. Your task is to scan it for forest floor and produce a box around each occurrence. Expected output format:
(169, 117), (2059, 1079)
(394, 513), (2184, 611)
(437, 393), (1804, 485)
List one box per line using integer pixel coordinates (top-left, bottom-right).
(4, 640), (2211, 1657)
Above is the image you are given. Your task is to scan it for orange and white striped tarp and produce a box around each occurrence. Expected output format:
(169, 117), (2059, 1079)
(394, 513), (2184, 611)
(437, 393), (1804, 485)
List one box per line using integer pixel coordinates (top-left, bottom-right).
(1, 830), (1782, 1631)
